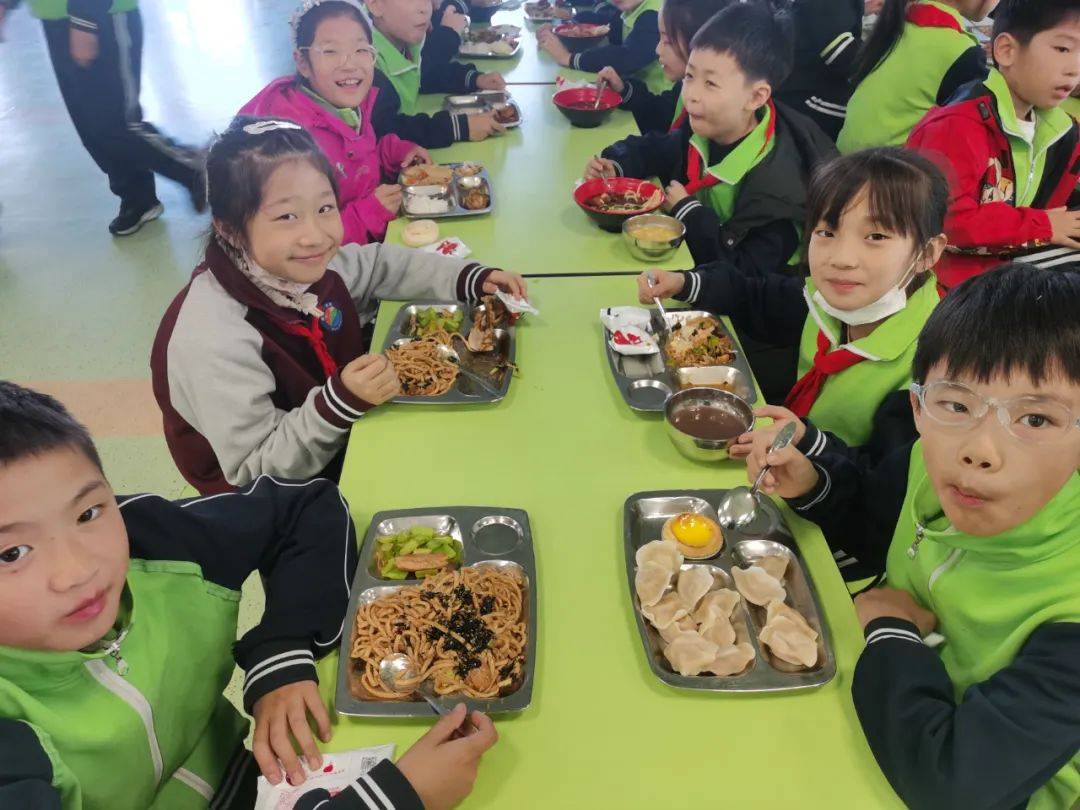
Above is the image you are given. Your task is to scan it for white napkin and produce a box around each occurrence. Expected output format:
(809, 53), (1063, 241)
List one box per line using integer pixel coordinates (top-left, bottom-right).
(254, 745), (396, 809)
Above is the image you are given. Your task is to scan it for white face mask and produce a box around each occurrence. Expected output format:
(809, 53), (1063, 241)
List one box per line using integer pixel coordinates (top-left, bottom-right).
(812, 249), (924, 328)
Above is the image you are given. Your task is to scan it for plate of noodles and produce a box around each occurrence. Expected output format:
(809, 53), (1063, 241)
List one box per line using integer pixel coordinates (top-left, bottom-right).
(336, 507), (537, 716)
(382, 298), (518, 404)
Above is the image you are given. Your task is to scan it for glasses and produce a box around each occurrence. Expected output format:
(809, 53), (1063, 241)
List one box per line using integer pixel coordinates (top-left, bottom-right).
(300, 44), (377, 68)
(910, 381), (1080, 445)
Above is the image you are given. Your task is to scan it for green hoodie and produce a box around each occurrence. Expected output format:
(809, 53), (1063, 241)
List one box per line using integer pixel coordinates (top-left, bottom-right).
(372, 26), (422, 115)
(21, 0), (137, 20)
(886, 446), (1080, 808)
(621, 0), (669, 95)
(798, 278), (939, 446)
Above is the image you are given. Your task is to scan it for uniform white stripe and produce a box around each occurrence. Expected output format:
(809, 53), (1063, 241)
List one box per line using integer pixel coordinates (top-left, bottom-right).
(326, 376), (365, 419)
(359, 772), (397, 809)
(246, 649), (315, 681)
(320, 388), (355, 424)
(796, 464), (832, 510)
(805, 100), (847, 119)
(244, 658), (317, 696)
(352, 779), (389, 810)
(85, 660), (164, 787)
(823, 35), (855, 65)
(866, 628), (924, 646)
(174, 768), (214, 800)
(809, 95), (848, 112)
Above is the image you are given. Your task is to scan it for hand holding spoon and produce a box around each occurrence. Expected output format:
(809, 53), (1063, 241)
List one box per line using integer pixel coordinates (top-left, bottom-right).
(717, 421), (798, 529)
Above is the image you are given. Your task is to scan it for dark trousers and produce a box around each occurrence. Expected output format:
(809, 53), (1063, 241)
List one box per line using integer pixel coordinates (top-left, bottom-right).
(42, 9), (199, 208)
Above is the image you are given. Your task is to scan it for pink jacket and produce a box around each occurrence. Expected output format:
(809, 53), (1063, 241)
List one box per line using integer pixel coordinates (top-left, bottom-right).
(239, 77), (418, 245)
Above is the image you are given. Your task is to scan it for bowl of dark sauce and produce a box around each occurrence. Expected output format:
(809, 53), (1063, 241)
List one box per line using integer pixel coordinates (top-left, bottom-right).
(664, 388), (754, 462)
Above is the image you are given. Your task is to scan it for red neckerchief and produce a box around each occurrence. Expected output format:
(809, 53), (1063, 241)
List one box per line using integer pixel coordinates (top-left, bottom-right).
(669, 109), (688, 132)
(279, 315), (339, 379)
(905, 3), (964, 32)
(683, 100), (777, 196)
(783, 330), (867, 417)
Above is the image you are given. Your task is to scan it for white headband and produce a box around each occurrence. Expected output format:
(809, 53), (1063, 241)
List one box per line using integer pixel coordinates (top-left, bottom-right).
(289, 0), (370, 49)
(242, 120), (304, 135)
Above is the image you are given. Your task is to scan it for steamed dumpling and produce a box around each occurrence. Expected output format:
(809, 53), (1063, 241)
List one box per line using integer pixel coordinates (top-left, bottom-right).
(659, 615), (697, 644)
(635, 539), (683, 576)
(676, 566), (714, 611)
(635, 561), (671, 608)
(642, 591), (689, 630)
(706, 642), (756, 676)
(663, 632), (719, 677)
(691, 588), (741, 625)
(732, 564), (786, 606)
(756, 554), (789, 582)
(765, 600), (817, 640)
(699, 610), (736, 647)
(759, 614), (819, 668)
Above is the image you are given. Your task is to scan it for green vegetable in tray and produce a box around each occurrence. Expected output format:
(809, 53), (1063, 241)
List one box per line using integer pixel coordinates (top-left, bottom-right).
(413, 308), (464, 337)
(375, 525), (461, 580)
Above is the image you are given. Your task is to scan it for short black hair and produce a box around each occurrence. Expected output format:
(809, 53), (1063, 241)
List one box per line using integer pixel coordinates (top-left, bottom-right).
(689, 1), (794, 88)
(661, 0), (735, 64)
(0, 381), (103, 471)
(804, 147), (949, 258)
(992, 0), (1080, 45)
(295, 0), (372, 50)
(207, 115), (338, 245)
(913, 263), (1080, 385)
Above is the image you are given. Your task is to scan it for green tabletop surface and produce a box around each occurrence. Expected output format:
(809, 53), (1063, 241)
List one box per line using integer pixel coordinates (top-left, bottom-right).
(323, 275), (903, 809)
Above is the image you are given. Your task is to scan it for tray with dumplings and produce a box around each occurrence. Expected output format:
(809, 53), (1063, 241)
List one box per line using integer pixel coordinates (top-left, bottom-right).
(623, 490), (836, 692)
(336, 506), (538, 717)
(602, 308), (759, 413)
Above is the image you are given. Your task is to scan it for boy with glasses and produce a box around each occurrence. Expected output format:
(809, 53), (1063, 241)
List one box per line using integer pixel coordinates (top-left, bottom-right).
(744, 262), (1080, 808)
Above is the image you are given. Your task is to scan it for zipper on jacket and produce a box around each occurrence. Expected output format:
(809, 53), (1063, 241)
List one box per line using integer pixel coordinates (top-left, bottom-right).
(97, 626), (130, 676)
(84, 658), (164, 788)
(928, 548), (965, 591)
(907, 522), (926, 558)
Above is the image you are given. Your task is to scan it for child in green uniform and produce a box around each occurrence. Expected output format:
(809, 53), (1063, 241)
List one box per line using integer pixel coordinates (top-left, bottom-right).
(588, 2), (836, 269)
(749, 263), (1080, 809)
(0, 382), (499, 808)
(643, 148), (948, 460)
(838, 0), (995, 153)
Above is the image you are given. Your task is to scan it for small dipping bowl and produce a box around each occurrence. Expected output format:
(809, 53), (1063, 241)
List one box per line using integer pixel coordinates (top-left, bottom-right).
(622, 213), (686, 262)
(664, 387), (754, 462)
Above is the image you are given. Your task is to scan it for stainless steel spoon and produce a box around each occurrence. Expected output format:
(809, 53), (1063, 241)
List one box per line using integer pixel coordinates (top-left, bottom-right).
(717, 421), (798, 529)
(379, 653), (448, 716)
(645, 271), (672, 343)
(435, 344), (502, 396)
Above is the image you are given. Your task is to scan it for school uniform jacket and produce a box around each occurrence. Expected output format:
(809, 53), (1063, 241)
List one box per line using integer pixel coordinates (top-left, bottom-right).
(617, 78), (681, 135)
(601, 100), (837, 269)
(906, 71), (1080, 289)
(371, 70), (469, 147)
(421, 0), (482, 94)
(786, 442), (1080, 809)
(0, 477), (423, 810)
(151, 240), (496, 495)
(569, 0), (664, 91)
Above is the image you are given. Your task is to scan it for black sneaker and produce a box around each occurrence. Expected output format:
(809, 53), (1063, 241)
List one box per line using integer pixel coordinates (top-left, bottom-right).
(109, 201), (164, 236)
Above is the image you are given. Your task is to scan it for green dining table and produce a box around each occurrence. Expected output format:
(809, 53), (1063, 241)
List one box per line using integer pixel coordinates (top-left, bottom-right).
(319, 275), (904, 808)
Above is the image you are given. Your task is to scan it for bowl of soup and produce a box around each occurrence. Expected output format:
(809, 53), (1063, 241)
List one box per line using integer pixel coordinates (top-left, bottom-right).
(622, 213), (686, 261)
(664, 388), (754, 462)
(552, 22), (609, 52)
(552, 86), (622, 128)
(573, 177), (663, 231)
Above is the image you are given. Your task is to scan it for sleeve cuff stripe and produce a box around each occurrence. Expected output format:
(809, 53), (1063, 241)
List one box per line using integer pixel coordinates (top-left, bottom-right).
(360, 773), (397, 810)
(795, 464), (832, 510)
(244, 659), (317, 696)
(806, 428), (826, 457)
(611, 159), (624, 177)
(686, 272), (701, 303)
(244, 650), (315, 688)
(353, 777), (394, 810)
(866, 628), (925, 646)
(673, 201), (702, 221)
(318, 389), (355, 428)
(326, 376), (366, 420)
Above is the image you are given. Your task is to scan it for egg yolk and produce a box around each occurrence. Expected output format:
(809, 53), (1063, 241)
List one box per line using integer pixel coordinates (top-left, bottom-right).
(671, 514), (714, 547)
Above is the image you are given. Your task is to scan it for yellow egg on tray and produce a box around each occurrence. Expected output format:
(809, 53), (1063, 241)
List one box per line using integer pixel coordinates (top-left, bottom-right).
(660, 512), (724, 560)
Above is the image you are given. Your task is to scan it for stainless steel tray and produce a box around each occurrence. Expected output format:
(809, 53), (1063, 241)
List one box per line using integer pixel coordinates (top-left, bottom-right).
(458, 26), (522, 59)
(401, 162), (494, 219)
(443, 91), (522, 128)
(603, 308), (759, 412)
(381, 299), (516, 404)
(623, 489), (836, 692)
(336, 506), (537, 716)
(523, 1), (574, 21)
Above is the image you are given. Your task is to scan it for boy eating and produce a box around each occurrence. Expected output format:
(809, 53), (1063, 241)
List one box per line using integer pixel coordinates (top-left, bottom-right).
(907, 0), (1080, 289)
(0, 382), (497, 808)
(585, 1), (836, 270)
(747, 264), (1080, 808)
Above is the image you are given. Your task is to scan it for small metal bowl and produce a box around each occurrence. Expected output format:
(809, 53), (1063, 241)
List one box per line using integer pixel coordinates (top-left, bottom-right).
(664, 388), (754, 462)
(622, 214), (686, 262)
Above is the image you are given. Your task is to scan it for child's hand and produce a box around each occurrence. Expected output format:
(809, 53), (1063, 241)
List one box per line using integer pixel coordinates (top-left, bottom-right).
(664, 180), (689, 209)
(440, 5), (469, 33)
(396, 703), (498, 810)
(466, 112), (505, 141)
(482, 270), (528, 299)
(636, 270), (684, 303)
(596, 66), (625, 94)
(854, 588), (938, 636)
(251, 680), (332, 786)
(400, 146), (432, 168)
(745, 439), (819, 499)
(341, 354), (402, 405)
(476, 72), (506, 91)
(583, 157), (617, 179)
(1046, 207), (1080, 249)
(69, 26), (99, 67)
(537, 27), (571, 66)
(729, 406), (806, 460)
(374, 184), (403, 215)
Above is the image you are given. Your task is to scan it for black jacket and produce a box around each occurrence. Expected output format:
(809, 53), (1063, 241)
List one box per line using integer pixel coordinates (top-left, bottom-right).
(569, 2), (661, 76)
(785, 446), (1080, 810)
(618, 78), (681, 135)
(421, 0), (482, 94)
(602, 100), (837, 267)
(371, 70), (469, 147)
(773, 0), (863, 140)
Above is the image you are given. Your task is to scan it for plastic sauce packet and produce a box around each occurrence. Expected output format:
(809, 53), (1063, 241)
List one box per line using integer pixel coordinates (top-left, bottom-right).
(599, 306), (653, 333)
(495, 290), (540, 317)
(254, 745), (396, 810)
(608, 326), (659, 356)
(421, 237), (471, 259)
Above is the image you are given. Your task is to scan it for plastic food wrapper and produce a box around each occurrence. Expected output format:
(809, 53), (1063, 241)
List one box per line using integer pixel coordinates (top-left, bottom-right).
(421, 237), (471, 259)
(608, 325), (658, 356)
(495, 290), (540, 318)
(254, 745), (395, 810)
(600, 306), (653, 333)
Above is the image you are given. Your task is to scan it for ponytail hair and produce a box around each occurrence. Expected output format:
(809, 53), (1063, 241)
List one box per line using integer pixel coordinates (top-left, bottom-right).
(850, 0), (909, 86)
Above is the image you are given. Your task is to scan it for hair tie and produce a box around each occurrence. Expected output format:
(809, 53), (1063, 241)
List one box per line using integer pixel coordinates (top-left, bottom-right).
(242, 120), (304, 136)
